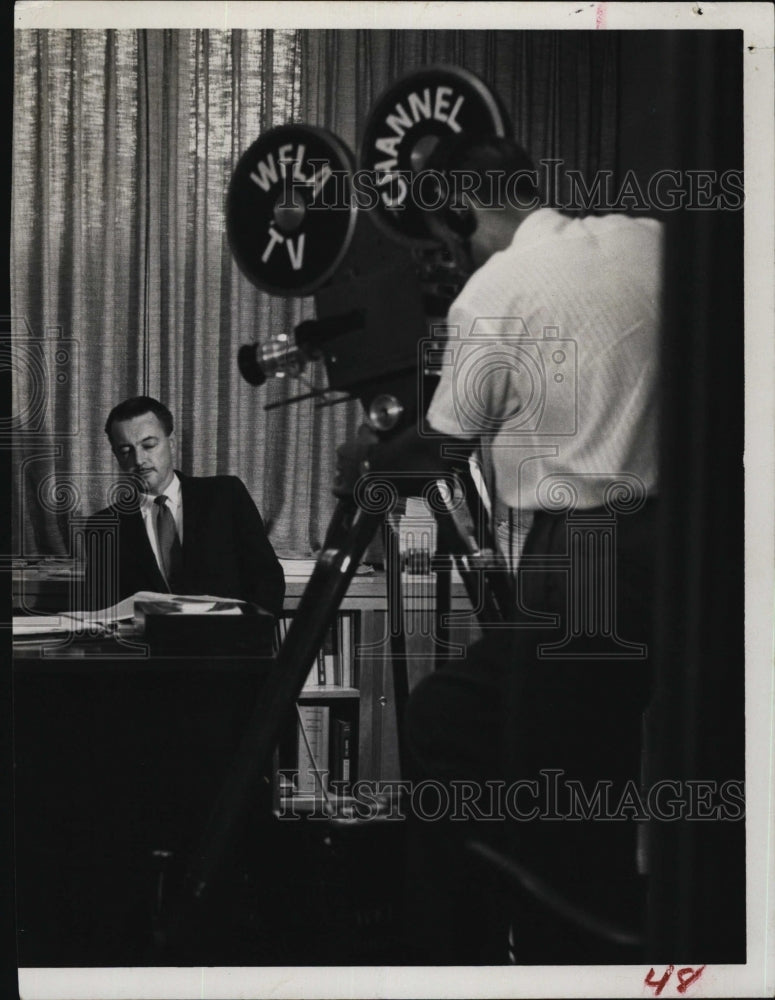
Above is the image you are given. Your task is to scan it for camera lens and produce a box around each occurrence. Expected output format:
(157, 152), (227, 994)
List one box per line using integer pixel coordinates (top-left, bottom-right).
(237, 345), (268, 387)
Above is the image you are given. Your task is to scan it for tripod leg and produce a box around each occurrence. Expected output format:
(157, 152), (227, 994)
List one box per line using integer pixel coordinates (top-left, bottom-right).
(430, 471), (517, 624)
(159, 497), (382, 951)
(434, 561), (452, 670)
(384, 514), (410, 776)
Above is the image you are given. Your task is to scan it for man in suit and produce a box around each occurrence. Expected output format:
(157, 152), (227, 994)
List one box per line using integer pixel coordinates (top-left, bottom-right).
(80, 395), (285, 616)
(58, 396), (284, 958)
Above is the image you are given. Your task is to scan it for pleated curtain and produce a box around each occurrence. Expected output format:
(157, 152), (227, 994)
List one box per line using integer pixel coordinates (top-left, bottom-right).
(11, 28), (618, 559)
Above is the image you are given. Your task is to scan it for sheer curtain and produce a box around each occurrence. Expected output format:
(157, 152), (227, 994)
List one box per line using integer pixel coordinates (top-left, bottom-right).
(300, 30), (618, 202)
(11, 28), (618, 560)
(12, 28), (313, 557)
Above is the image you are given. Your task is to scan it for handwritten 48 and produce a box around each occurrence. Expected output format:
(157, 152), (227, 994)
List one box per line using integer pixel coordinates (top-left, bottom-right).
(644, 965), (706, 996)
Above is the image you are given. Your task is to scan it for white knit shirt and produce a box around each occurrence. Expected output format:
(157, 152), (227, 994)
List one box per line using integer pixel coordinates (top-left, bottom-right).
(427, 208), (663, 537)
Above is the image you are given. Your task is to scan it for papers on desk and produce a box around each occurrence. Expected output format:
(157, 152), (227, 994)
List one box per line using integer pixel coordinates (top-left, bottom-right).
(12, 615), (80, 637)
(12, 591), (250, 640)
(104, 591), (248, 621)
(109, 591), (254, 620)
(134, 595), (244, 619)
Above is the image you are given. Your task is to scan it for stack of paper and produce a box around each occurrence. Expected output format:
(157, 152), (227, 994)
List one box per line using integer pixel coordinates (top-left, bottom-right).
(12, 616), (78, 638)
(12, 591), (251, 640)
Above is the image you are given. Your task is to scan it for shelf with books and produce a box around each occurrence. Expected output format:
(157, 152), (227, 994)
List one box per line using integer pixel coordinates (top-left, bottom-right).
(274, 610), (360, 814)
(275, 611), (358, 692)
(277, 567), (481, 812)
(275, 696), (359, 816)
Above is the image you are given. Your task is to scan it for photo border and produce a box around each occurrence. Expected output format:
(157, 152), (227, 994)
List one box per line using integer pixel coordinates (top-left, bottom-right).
(10, 3), (774, 998)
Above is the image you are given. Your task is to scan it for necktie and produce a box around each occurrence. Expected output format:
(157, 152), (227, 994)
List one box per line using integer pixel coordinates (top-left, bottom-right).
(154, 495), (183, 591)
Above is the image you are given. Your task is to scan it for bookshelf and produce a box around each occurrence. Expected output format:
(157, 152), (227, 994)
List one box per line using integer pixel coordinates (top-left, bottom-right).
(278, 570), (481, 814)
(273, 607), (360, 811)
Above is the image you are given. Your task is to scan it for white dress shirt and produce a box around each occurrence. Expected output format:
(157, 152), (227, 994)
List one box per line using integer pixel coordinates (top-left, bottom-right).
(426, 208), (663, 568)
(139, 472), (184, 575)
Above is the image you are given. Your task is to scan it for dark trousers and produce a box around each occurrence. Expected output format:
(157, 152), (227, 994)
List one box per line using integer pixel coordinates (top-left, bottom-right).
(403, 500), (658, 963)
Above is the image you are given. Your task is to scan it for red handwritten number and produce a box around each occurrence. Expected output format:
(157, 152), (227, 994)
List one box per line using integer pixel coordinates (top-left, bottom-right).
(645, 965), (675, 996)
(676, 965), (706, 994)
(644, 964), (706, 996)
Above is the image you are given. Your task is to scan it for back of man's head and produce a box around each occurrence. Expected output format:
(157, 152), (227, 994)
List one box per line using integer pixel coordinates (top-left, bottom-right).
(441, 134), (539, 212)
(104, 396), (174, 441)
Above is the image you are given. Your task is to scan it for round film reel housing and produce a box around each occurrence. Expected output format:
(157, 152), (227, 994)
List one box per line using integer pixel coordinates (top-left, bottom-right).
(360, 66), (511, 246)
(227, 124), (357, 296)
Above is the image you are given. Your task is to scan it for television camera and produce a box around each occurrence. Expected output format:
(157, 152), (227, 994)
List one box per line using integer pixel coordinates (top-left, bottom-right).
(228, 66), (511, 431)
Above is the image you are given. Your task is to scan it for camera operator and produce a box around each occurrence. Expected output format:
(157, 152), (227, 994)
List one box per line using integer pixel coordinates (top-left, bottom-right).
(360, 136), (663, 963)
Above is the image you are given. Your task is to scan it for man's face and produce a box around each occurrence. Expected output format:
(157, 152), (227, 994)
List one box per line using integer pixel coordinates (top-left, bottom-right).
(109, 411), (176, 496)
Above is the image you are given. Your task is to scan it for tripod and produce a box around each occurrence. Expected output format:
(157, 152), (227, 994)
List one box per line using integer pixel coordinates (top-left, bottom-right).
(153, 449), (515, 952)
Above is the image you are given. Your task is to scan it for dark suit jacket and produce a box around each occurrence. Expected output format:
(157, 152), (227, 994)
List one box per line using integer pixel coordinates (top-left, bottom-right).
(81, 473), (285, 616)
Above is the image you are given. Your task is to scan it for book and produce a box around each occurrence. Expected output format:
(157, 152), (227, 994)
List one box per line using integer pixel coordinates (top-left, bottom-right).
(296, 704), (330, 796)
(322, 622), (337, 686)
(280, 615), (349, 690)
(339, 613), (354, 687)
(331, 718), (354, 785)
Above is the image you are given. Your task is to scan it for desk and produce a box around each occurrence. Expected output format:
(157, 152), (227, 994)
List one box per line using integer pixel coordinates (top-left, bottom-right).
(12, 634), (417, 967)
(13, 564), (480, 782)
(12, 562), (476, 610)
(13, 571), (480, 965)
(11, 562), (393, 612)
(13, 634), (276, 966)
